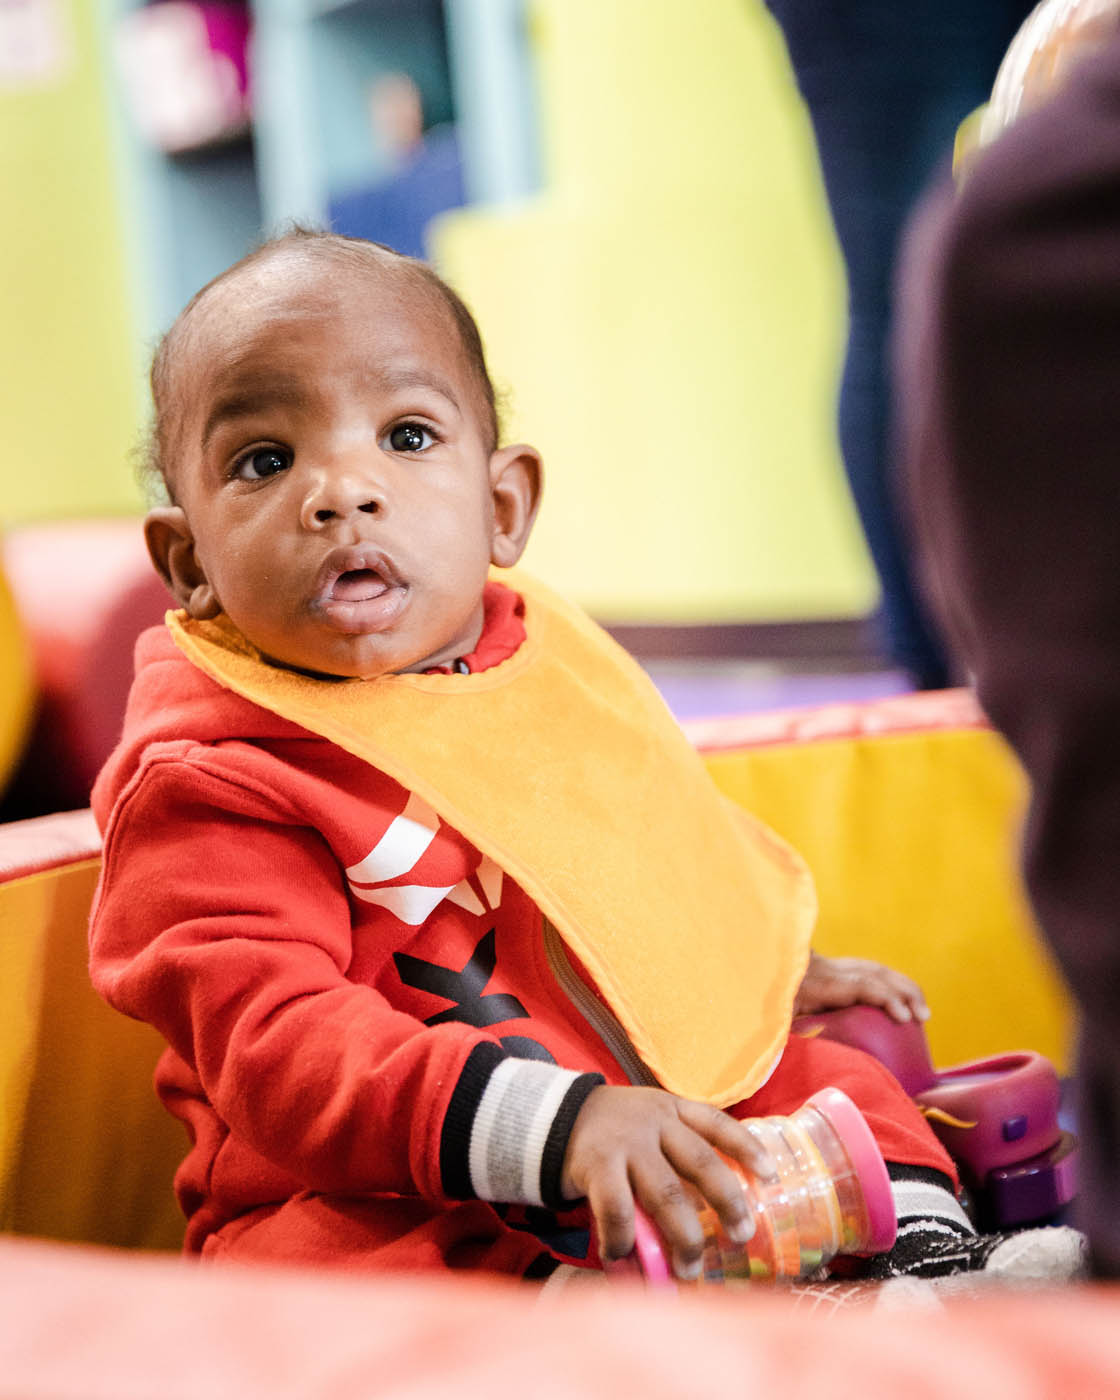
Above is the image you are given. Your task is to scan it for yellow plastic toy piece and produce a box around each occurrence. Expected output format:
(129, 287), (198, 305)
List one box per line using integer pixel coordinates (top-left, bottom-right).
(0, 565), (33, 799)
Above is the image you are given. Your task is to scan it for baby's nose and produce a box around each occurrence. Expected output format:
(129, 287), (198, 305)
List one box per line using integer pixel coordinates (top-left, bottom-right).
(302, 464), (386, 527)
(310, 496), (379, 525)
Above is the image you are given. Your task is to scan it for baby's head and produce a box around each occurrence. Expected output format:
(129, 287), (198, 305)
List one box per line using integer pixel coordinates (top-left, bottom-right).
(145, 229), (542, 679)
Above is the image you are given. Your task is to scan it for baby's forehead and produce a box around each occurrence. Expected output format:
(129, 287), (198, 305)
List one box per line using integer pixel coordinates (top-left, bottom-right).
(188, 250), (434, 354)
(161, 257), (467, 432)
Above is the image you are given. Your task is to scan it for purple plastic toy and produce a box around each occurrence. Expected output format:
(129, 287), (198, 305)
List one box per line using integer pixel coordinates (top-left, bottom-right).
(791, 1004), (1078, 1228)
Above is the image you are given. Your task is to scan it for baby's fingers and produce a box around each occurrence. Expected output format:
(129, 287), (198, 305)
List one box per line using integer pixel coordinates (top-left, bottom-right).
(675, 1098), (776, 1184)
(629, 1159), (709, 1281)
(585, 1160), (638, 1265)
(893, 974), (931, 1022)
(805, 955), (930, 1023)
(652, 1106), (779, 1276)
(863, 969), (930, 1023)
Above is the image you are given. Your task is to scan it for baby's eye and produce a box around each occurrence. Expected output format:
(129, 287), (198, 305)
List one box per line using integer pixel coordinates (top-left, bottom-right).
(386, 423), (434, 453)
(233, 447), (292, 481)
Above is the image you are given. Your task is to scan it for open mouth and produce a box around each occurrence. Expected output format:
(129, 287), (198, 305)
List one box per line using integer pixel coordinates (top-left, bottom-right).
(330, 568), (389, 602)
(312, 547), (408, 634)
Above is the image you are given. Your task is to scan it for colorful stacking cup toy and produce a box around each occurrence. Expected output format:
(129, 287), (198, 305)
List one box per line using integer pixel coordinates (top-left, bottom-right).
(609, 1087), (896, 1287)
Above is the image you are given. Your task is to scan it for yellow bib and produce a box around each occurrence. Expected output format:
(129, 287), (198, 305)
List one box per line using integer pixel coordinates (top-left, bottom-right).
(168, 568), (816, 1106)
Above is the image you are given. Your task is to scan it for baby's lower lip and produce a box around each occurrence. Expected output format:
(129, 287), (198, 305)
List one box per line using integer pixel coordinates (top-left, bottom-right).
(313, 575), (408, 634)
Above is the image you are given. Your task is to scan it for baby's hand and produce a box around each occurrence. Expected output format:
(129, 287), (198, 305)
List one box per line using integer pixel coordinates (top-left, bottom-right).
(794, 950), (930, 1023)
(560, 1085), (775, 1281)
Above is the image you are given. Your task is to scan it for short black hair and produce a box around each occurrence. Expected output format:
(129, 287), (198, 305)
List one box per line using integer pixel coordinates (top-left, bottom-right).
(144, 227), (501, 503)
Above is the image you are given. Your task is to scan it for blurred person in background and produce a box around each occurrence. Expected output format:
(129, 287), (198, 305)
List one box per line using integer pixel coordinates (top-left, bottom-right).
(897, 8), (1120, 1279)
(762, 1), (1035, 690)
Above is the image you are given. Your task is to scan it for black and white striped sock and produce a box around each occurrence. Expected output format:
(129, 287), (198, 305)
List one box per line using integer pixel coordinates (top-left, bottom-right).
(865, 1164), (1087, 1284)
(865, 1165), (999, 1279)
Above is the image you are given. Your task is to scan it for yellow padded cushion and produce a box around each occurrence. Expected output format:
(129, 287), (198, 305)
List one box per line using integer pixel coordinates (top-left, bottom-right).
(0, 859), (183, 1250)
(0, 862), (50, 1190)
(700, 717), (1073, 1072)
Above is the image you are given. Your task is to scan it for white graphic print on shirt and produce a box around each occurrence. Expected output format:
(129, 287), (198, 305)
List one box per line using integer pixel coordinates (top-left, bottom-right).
(345, 790), (504, 926)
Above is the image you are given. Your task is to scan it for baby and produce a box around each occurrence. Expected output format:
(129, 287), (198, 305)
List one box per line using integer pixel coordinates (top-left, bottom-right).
(89, 230), (1077, 1288)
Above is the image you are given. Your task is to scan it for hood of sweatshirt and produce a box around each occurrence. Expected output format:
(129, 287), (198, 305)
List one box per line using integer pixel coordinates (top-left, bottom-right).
(92, 580), (526, 830)
(91, 624), (310, 830)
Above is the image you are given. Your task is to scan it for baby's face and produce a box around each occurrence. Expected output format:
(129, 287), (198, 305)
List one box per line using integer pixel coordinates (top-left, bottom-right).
(157, 256), (509, 679)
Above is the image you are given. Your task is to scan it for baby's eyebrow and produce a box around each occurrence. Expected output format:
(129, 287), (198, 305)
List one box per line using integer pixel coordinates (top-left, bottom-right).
(377, 367), (461, 410)
(201, 379), (314, 448)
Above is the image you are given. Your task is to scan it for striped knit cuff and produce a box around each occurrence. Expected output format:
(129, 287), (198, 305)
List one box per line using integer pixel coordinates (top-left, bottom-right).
(440, 1044), (603, 1209)
(886, 1163), (974, 1232)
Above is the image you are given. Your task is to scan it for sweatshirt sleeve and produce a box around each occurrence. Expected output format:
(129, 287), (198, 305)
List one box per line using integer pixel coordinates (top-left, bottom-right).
(90, 751), (602, 1211)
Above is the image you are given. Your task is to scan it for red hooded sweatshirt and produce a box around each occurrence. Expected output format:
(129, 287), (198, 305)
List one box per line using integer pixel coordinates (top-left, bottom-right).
(89, 583), (951, 1277)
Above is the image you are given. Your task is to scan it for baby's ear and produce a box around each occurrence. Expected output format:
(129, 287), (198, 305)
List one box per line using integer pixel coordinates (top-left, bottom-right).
(144, 507), (221, 620)
(488, 444), (543, 568)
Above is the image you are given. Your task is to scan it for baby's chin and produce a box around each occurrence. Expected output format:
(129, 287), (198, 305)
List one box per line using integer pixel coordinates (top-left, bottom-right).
(228, 610), (480, 681)
(231, 627), (395, 682)
(260, 645), (401, 683)
(255, 633), (440, 682)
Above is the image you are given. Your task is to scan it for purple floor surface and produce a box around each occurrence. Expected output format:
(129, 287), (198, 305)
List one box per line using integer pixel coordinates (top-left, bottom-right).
(642, 660), (913, 722)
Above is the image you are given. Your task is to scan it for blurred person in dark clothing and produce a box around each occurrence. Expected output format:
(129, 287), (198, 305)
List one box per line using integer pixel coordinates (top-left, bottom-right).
(897, 20), (1120, 1279)
(763, 1), (1034, 689)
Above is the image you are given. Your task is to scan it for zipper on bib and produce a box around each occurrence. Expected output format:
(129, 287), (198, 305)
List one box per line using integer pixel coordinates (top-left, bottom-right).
(541, 917), (660, 1088)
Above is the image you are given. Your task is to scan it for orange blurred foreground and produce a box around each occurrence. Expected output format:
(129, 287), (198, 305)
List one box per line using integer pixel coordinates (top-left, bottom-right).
(1, 1236), (1118, 1399)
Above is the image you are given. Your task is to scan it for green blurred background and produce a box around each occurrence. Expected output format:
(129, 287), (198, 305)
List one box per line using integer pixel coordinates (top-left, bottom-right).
(0, 0), (873, 624)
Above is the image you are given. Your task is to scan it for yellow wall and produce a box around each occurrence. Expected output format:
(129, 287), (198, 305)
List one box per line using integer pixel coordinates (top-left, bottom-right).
(433, 0), (876, 623)
(0, 0), (143, 527)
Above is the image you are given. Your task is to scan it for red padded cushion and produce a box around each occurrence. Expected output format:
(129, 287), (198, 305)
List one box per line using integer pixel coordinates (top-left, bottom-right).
(2, 522), (171, 813)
